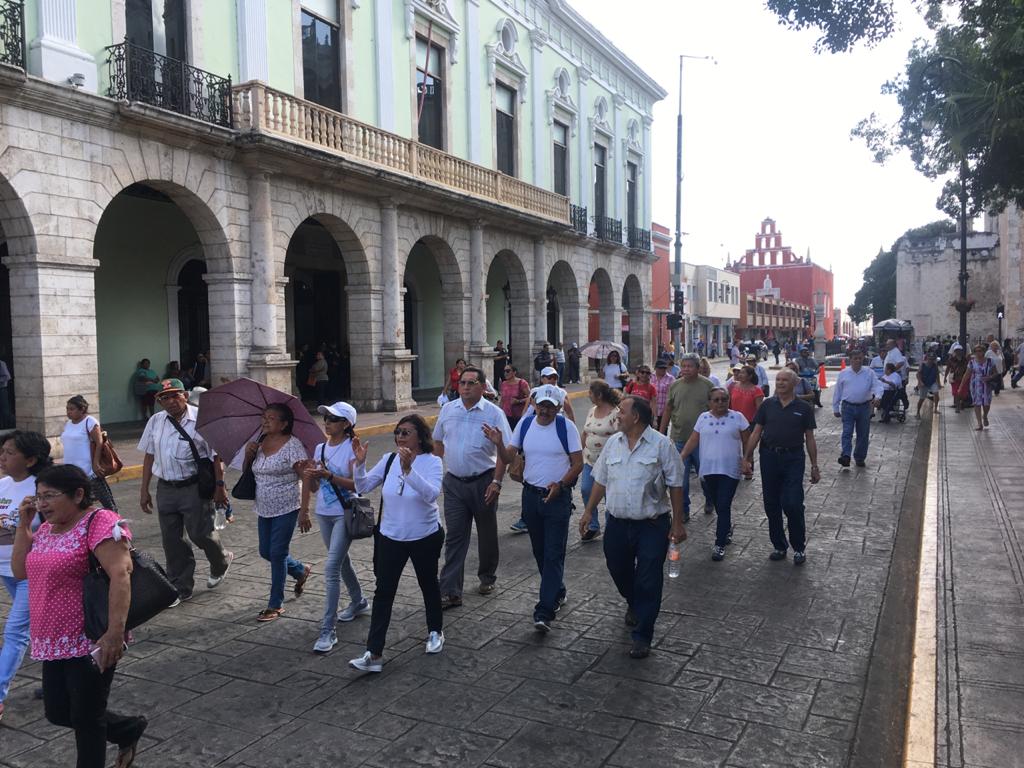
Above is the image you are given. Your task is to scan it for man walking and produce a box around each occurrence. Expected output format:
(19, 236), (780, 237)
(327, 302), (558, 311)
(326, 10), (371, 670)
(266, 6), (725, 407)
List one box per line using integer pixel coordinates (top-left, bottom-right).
(485, 385), (582, 632)
(658, 353), (714, 520)
(742, 369), (820, 565)
(579, 396), (686, 659)
(433, 366), (511, 609)
(139, 378), (233, 602)
(831, 349), (882, 468)
(533, 344), (553, 384)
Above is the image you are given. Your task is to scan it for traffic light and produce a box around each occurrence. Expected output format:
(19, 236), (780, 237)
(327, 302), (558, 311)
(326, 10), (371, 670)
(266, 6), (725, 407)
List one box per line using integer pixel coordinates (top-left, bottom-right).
(673, 289), (685, 314)
(997, 303), (1005, 319)
(803, 312), (812, 326)
(667, 313), (683, 330)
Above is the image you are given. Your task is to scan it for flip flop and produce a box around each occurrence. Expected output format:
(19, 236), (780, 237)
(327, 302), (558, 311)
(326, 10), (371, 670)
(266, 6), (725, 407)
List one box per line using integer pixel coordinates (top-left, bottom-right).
(257, 608), (284, 622)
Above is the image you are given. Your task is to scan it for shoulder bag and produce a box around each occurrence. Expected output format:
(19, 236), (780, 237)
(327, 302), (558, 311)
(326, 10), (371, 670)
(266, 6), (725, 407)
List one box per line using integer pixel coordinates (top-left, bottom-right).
(87, 420), (124, 478)
(166, 416), (216, 500)
(231, 434), (263, 501)
(319, 444), (375, 540)
(82, 511), (179, 641)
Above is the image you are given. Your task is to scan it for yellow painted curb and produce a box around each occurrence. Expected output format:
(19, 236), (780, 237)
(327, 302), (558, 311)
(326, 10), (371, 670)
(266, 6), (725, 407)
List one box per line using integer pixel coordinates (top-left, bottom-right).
(903, 409), (939, 767)
(105, 465), (143, 485)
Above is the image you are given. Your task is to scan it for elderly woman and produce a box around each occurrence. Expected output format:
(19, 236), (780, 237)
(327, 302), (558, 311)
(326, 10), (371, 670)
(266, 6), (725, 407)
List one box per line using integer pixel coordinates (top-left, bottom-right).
(580, 381), (621, 542)
(0, 431), (52, 722)
(969, 344), (998, 429)
(349, 414), (445, 673)
(12, 465), (146, 768)
(245, 402), (314, 622)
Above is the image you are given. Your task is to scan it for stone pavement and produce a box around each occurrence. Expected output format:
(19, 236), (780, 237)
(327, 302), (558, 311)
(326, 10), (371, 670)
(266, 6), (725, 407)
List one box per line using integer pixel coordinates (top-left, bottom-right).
(935, 388), (1024, 768)
(0, 390), (920, 768)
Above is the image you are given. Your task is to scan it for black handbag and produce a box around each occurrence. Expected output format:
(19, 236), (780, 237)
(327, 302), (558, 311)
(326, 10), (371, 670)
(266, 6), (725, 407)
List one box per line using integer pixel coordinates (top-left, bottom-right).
(231, 435), (263, 501)
(166, 415), (216, 500)
(82, 511), (179, 641)
(318, 444), (374, 539)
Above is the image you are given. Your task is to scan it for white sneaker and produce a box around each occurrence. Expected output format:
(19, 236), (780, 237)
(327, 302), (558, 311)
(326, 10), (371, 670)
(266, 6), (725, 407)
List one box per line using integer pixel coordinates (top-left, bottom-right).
(168, 598), (181, 608)
(348, 651), (383, 673)
(313, 630), (338, 654)
(337, 598), (370, 622)
(425, 631), (445, 654)
(207, 551), (234, 589)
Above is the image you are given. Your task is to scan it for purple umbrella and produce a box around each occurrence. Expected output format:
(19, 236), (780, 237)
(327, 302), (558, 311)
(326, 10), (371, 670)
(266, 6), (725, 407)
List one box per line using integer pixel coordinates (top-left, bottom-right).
(195, 378), (323, 468)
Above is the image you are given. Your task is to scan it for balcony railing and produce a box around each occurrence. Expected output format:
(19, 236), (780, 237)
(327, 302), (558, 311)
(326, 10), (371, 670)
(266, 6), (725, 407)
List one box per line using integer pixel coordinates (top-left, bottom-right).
(106, 41), (233, 128)
(627, 226), (651, 251)
(0, 0), (24, 69)
(595, 215), (622, 244)
(232, 82), (570, 224)
(571, 204), (588, 235)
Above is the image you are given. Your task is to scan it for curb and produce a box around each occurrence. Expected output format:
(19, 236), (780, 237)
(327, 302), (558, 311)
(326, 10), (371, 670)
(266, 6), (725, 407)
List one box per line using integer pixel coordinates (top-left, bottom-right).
(106, 388), (591, 485)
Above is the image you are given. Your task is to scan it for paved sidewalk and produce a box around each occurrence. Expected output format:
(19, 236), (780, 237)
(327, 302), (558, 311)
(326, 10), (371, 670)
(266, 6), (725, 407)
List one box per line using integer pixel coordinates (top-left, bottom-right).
(935, 388), (1024, 767)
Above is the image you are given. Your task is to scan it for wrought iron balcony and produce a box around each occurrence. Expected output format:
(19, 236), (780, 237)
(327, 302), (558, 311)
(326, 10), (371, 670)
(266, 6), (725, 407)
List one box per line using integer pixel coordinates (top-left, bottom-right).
(595, 215), (622, 244)
(0, 0), (24, 69)
(106, 41), (232, 128)
(571, 204), (588, 235)
(628, 226), (651, 251)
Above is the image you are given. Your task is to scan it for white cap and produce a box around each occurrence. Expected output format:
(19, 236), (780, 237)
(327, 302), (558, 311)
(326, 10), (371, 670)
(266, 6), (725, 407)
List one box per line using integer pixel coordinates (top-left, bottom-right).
(540, 366), (559, 378)
(535, 385), (564, 407)
(317, 401), (358, 425)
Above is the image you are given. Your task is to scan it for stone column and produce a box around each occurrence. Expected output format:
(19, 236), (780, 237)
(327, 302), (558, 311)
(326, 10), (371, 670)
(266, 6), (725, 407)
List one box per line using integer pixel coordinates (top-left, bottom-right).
(29, 0), (99, 92)
(533, 237), (548, 353)
(203, 272), (253, 386)
(245, 173), (294, 391)
(378, 200), (416, 410)
(529, 30), (548, 188)
(466, 221), (493, 374)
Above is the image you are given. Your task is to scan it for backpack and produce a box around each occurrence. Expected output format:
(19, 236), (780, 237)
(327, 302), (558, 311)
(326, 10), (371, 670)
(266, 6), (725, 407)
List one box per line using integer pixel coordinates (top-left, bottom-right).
(507, 414), (576, 486)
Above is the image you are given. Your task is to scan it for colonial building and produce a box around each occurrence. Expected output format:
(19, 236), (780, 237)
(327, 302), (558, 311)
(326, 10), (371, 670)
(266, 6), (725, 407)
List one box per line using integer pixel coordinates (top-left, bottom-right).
(727, 218), (835, 341)
(0, 0), (665, 442)
(687, 264), (740, 352)
(993, 205), (1024, 337)
(736, 286), (810, 343)
(649, 221), (671, 359)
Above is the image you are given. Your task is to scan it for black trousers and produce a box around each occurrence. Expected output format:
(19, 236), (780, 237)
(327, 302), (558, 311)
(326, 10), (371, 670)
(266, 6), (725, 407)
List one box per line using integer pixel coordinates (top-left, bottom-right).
(42, 656), (145, 768)
(368, 525), (445, 656)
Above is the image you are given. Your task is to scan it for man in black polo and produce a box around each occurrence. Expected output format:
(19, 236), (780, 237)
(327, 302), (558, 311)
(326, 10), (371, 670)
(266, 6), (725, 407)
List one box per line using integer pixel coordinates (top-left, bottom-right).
(742, 368), (820, 565)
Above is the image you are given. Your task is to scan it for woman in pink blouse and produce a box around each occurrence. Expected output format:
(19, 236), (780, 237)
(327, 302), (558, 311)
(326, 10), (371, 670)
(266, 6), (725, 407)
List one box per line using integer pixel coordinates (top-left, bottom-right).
(12, 465), (146, 768)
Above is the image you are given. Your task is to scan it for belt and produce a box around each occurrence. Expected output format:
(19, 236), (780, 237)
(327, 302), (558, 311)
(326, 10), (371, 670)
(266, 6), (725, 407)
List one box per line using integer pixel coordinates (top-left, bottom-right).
(524, 482), (551, 495)
(760, 445), (803, 454)
(447, 468), (494, 483)
(843, 400), (873, 406)
(158, 475), (198, 488)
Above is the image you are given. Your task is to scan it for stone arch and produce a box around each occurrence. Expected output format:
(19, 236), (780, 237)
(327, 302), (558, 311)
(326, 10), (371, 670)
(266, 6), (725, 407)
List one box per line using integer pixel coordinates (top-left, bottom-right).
(588, 266), (616, 344)
(547, 259), (582, 353)
(622, 273), (645, 368)
(0, 171), (36, 429)
(485, 248), (531, 376)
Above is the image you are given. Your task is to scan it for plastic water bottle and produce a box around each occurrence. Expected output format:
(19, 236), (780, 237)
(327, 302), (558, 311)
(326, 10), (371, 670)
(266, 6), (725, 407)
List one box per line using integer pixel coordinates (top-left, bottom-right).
(214, 504), (228, 531)
(667, 542), (681, 579)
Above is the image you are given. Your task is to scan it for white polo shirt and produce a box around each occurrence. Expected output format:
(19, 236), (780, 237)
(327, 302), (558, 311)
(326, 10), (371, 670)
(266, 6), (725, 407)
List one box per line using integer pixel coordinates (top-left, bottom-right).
(510, 416), (582, 488)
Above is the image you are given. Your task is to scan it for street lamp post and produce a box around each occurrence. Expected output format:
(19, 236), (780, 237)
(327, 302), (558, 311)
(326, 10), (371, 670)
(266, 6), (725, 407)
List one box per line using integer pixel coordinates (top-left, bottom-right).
(956, 156), (969, 347)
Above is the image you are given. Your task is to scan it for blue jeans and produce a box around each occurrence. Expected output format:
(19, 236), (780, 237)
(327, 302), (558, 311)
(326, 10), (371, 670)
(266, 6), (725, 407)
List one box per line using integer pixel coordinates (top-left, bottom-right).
(759, 449), (806, 553)
(521, 486), (571, 622)
(703, 474), (740, 547)
(257, 511), (307, 610)
(674, 440), (711, 514)
(317, 513), (363, 633)
(0, 575), (30, 703)
(840, 401), (872, 461)
(603, 513), (670, 645)
(580, 463), (602, 532)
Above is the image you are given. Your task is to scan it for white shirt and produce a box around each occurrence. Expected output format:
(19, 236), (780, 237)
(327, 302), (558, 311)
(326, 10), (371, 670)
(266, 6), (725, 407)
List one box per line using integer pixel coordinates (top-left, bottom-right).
(884, 348), (909, 382)
(591, 427), (684, 520)
(869, 355), (885, 377)
(61, 416), (98, 478)
(985, 349), (1003, 369)
(752, 364), (768, 387)
(355, 452), (442, 541)
(693, 410), (749, 480)
(137, 405), (216, 481)
(313, 439), (356, 517)
(832, 367), (884, 411)
(0, 475), (36, 577)
(432, 397), (511, 477)
(707, 374), (722, 388)
(510, 416), (582, 488)
(882, 372), (902, 390)
(603, 363), (626, 386)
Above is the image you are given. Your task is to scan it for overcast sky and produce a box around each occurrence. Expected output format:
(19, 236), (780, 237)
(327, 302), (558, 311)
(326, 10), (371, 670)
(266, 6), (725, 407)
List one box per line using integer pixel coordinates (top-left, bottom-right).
(578, 0), (947, 308)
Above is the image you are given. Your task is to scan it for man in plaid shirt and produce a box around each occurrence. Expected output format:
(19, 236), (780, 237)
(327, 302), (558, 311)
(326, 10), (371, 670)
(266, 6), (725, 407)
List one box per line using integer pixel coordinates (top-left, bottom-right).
(652, 359), (676, 424)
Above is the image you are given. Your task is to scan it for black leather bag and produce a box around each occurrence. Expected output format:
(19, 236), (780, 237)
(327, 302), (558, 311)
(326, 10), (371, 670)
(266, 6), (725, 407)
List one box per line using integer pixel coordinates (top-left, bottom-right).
(82, 511), (179, 641)
(166, 416), (216, 500)
(232, 434), (264, 501)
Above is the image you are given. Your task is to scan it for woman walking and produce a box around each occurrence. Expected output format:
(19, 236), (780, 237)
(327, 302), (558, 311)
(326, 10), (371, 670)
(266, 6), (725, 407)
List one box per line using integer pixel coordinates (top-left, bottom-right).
(499, 364), (531, 430)
(61, 396), (117, 512)
(349, 414), (444, 673)
(246, 403), (314, 622)
(698, 357), (721, 387)
(968, 344), (998, 429)
(728, 366), (764, 425)
(304, 402), (368, 653)
(678, 388), (748, 561)
(944, 347), (970, 413)
(12, 465), (146, 768)
(0, 431), (52, 722)
(603, 351), (628, 389)
(580, 381), (620, 542)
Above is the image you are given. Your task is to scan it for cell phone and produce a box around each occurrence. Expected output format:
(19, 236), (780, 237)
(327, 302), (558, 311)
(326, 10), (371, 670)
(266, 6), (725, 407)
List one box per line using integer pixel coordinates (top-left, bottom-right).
(89, 642), (129, 669)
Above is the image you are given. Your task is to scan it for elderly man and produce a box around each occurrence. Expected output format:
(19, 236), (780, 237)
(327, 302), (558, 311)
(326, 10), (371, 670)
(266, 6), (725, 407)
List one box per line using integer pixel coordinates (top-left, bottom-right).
(486, 385), (583, 632)
(139, 378), (233, 603)
(743, 369), (820, 565)
(433, 366), (512, 609)
(580, 396), (686, 659)
(658, 353), (714, 521)
(832, 349), (883, 468)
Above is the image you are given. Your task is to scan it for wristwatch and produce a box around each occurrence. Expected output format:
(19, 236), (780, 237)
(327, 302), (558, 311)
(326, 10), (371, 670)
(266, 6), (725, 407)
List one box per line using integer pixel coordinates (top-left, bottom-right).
(491, 480), (502, 488)
(215, 480), (225, 487)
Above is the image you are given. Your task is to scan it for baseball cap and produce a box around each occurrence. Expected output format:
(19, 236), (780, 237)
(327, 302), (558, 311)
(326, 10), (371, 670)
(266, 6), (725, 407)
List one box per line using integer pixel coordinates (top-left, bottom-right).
(317, 401), (358, 425)
(158, 378), (185, 394)
(540, 366), (559, 378)
(534, 385), (564, 407)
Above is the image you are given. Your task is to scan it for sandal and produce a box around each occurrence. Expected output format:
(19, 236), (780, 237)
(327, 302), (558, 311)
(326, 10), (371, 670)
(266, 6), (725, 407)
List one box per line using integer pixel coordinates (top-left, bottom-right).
(294, 565), (312, 597)
(257, 608), (284, 622)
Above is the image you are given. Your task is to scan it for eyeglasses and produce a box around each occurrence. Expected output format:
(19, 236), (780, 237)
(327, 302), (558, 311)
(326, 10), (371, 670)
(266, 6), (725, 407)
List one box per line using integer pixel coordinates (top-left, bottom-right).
(393, 428), (414, 437)
(323, 415), (345, 423)
(156, 392), (183, 401)
(710, 397), (729, 402)
(459, 379), (482, 386)
(36, 492), (65, 503)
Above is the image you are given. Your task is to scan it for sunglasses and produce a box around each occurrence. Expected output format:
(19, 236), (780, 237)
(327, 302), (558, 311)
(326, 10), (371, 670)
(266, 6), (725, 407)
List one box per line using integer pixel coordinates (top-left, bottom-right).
(393, 428), (414, 437)
(710, 396), (729, 402)
(323, 415), (345, 423)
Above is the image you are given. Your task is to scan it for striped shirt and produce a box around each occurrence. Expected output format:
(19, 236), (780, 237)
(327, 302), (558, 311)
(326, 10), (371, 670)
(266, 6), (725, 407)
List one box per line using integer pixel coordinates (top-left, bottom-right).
(653, 372), (676, 418)
(137, 405), (215, 482)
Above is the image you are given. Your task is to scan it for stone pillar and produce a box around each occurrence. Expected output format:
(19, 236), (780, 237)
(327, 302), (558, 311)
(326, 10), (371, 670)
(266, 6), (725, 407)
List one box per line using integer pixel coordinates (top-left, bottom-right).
(236, 0), (270, 83)
(378, 200), (415, 410)
(533, 237), (548, 353)
(246, 172), (294, 391)
(29, 0), (99, 92)
(466, 221), (493, 374)
(203, 272), (253, 386)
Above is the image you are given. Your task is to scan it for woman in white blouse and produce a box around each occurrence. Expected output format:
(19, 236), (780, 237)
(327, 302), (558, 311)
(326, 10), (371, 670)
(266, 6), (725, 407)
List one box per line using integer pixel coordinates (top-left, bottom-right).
(60, 396), (117, 512)
(348, 414), (445, 673)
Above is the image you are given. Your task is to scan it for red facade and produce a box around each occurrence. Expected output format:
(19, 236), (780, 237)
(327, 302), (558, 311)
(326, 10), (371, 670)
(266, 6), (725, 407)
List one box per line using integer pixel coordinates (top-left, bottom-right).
(650, 223), (672, 358)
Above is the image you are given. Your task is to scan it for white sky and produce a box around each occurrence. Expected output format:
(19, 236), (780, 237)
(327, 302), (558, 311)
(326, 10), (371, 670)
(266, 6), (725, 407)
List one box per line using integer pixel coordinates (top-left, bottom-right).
(576, 0), (947, 308)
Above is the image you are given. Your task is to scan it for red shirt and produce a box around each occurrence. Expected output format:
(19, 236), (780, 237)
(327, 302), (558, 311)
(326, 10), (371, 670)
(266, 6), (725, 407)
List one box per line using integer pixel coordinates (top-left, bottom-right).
(729, 385), (763, 423)
(624, 380), (657, 402)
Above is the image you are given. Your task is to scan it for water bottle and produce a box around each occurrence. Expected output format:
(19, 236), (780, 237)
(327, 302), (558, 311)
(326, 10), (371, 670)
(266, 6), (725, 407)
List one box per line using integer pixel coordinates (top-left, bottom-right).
(213, 504), (228, 531)
(667, 542), (681, 579)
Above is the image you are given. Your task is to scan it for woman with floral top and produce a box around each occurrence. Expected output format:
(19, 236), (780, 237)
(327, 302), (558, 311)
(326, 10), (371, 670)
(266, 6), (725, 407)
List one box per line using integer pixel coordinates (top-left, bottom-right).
(580, 380), (620, 542)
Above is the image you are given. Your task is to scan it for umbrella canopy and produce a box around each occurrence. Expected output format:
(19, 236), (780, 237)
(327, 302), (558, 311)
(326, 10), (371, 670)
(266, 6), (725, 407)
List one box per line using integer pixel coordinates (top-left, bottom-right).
(579, 340), (627, 360)
(195, 378), (323, 469)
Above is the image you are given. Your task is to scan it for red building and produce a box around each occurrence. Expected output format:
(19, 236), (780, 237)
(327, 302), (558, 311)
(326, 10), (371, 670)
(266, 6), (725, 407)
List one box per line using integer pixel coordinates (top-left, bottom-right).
(650, 223), (672, 359)
(727, 218), (835, 341)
